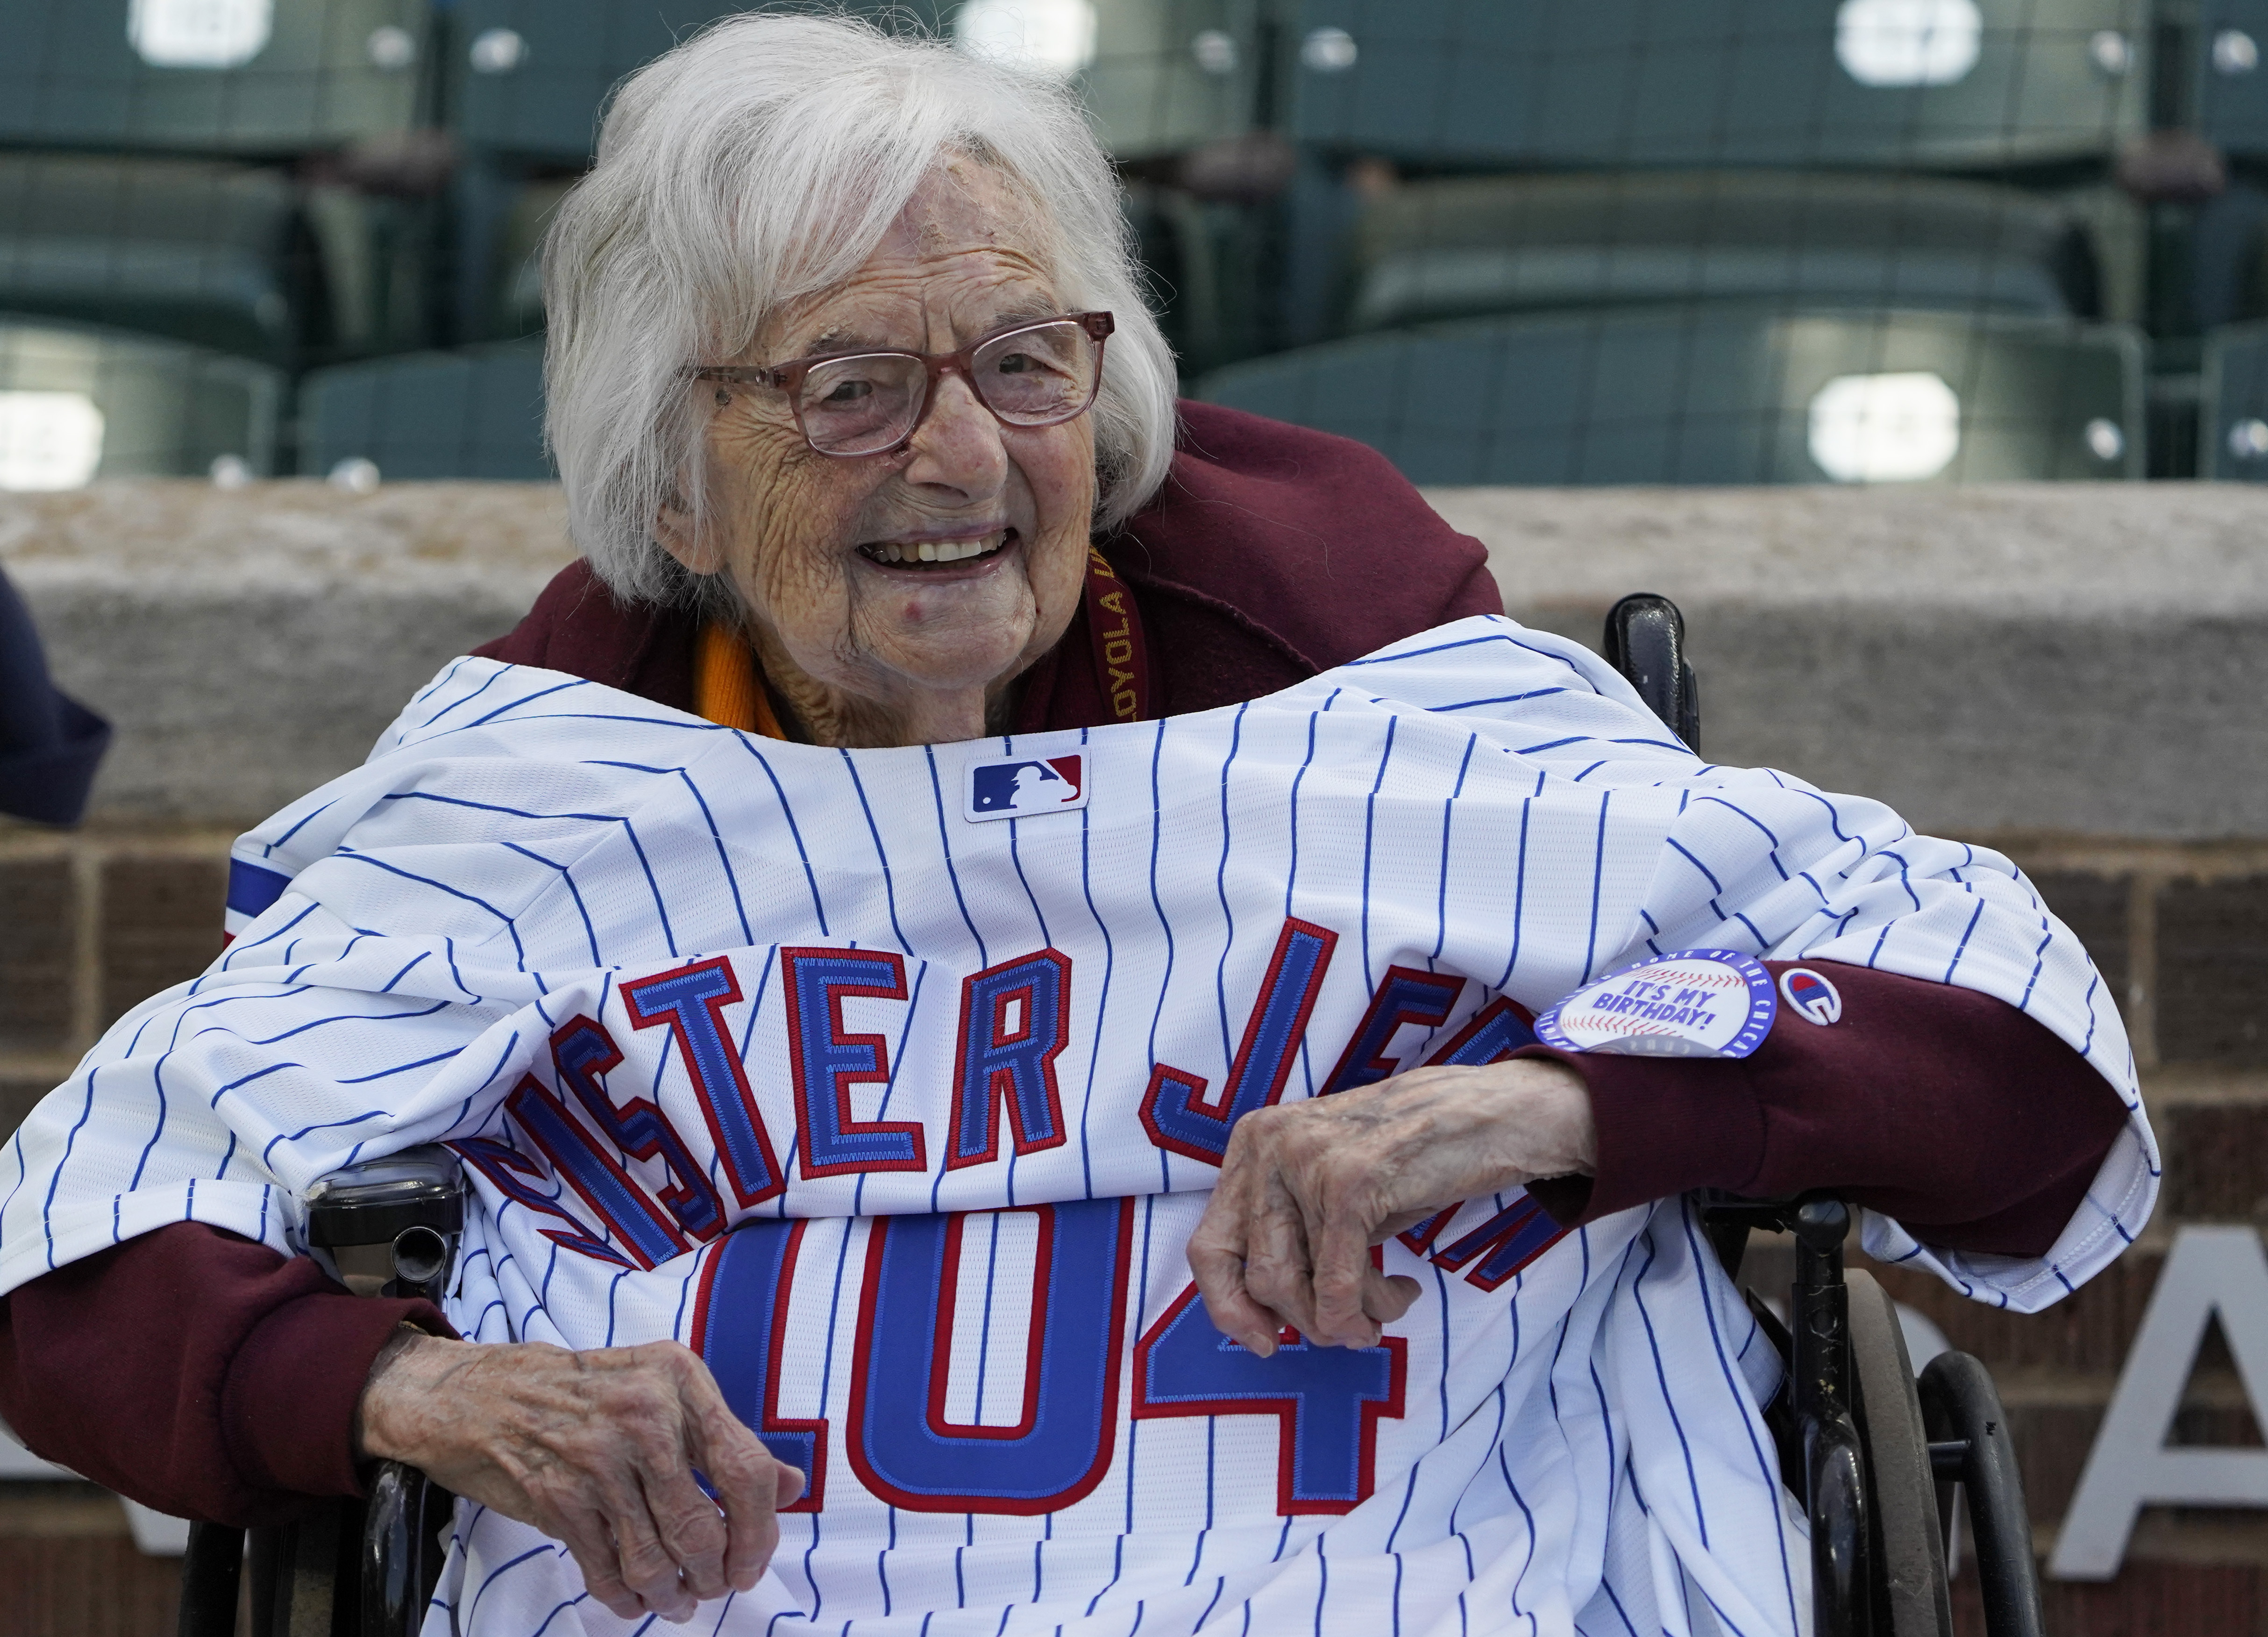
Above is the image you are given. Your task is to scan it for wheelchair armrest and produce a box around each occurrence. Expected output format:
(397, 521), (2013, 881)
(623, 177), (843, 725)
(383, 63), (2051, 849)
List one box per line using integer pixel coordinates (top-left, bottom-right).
(181, 1149), (467, 1637)
(1694, 1189), (1802, 1279)
(305, 1143), (463, 1306)
(1695, 1187), (1862, 1281)
(301, 1146), (467, 1637)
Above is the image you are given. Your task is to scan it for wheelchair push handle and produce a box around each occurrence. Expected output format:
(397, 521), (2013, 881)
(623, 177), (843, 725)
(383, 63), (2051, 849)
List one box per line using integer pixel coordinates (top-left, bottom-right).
(1601, 592), (1700, 754)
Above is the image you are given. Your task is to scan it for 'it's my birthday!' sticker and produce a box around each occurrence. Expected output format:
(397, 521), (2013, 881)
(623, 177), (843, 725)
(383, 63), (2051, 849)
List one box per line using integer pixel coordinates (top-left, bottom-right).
(1535, 950), (1777, 1059)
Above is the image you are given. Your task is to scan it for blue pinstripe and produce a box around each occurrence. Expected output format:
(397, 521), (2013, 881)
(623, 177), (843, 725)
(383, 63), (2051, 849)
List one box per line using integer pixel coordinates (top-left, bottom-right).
(1142, 724), (1178, 1193)
(1356, 717), (1401, 993)
(228, 997), (452, 1047)
(924, 746), (989, 970)
(1209, 705), (1252, 1064)
(1626, 1238), (1710, 1552)
(1942, 899), (1989, 983)
(1071, 774), (1110, 1198)
(737, 740), (831, 935)
(675, 767), (756, 948)
(1674, 1208), (1799, 1633)
(1580, 792), (1612, 984)
(1003, 788), (1056, 952)
(839, 750), (914, 958)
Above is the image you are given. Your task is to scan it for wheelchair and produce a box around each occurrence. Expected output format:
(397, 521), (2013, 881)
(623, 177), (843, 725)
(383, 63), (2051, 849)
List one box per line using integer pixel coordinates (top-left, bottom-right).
(175, 596), (2048, 1637)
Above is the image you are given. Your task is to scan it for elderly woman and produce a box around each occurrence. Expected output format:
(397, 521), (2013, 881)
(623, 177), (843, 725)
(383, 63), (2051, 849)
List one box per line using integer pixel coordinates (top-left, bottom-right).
(0, 15), (2146, 1636)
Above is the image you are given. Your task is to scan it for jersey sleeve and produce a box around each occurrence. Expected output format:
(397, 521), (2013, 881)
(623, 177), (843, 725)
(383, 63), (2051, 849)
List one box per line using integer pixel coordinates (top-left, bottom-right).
(3, 659), (709, 1301)
(1520, 958), (2131, 1257)
(1627, 766), (2151, 1311)
(1334, 617), (2157, 1312)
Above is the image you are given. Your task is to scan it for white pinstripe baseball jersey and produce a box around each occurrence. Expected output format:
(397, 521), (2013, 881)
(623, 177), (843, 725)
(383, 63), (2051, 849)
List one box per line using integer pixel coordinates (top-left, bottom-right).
(1, 615), (2155, 1637)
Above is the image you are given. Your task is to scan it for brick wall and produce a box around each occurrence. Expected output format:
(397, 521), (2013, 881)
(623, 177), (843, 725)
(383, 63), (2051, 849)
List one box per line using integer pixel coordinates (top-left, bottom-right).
(1, 824), (2262, 1634)
(1785, 841), (2267, 1632)
(0, 1530), (185, 1637)
(0, 826), (235, 1144)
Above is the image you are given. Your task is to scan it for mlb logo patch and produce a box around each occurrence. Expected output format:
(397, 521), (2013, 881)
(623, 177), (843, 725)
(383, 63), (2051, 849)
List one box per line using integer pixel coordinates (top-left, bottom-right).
(966, 752), (1088, 822)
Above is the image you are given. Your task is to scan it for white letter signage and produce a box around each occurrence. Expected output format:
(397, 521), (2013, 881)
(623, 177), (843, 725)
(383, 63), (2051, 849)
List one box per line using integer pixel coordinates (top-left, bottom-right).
(2050, 1226), (2268, 1580)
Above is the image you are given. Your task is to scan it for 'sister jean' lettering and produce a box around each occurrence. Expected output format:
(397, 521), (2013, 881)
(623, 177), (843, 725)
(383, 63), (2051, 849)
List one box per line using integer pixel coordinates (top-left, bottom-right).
(481, 923), (1568, 1517)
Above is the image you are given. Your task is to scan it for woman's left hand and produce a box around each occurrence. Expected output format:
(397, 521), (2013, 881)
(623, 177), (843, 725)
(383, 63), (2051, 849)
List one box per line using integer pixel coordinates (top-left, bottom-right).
(1185, 1058), (1598, 1355)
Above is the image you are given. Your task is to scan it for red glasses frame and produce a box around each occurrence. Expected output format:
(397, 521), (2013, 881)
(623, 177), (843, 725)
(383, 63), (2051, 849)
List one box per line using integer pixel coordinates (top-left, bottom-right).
(690, 310), (1115, 458)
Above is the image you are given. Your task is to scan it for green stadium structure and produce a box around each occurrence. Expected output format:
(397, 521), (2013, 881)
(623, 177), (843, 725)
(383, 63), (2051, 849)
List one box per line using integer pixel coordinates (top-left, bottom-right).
(0, 318), (281, 484)
(298, 339), (548, 481)
(1198, 305), (2145, 485)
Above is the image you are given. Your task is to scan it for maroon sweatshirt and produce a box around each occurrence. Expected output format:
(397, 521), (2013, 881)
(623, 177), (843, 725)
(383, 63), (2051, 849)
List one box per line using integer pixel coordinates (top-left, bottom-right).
(0, 402), (2127, 1526)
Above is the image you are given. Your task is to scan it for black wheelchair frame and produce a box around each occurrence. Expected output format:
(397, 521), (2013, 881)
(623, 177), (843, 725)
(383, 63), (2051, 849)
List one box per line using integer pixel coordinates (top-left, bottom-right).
(175, 595), (2048, 1637)
(1607, 594), (2045, 1637)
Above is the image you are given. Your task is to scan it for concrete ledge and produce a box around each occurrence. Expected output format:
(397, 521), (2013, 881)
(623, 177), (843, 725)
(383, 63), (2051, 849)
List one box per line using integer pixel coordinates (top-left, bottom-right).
(1, 481), (573, 825)
(5, 479), (2264, 838)
(1433, 483), (2268, 842)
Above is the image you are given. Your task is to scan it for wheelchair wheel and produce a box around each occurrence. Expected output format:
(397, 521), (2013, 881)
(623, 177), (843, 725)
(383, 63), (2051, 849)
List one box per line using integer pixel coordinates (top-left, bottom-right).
(1848, 1270), (1955, 1637)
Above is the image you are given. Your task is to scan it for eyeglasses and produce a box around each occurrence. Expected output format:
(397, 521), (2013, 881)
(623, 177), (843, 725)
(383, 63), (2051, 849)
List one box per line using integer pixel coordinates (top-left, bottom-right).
(690, 311), (1114, 458)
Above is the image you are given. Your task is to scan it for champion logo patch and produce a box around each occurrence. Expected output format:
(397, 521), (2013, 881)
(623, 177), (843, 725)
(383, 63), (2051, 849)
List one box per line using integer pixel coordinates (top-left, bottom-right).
(966, 752), (1088, 821)
(1780, 967), (1843, 1026)
(1535, 949), (1778, 1060)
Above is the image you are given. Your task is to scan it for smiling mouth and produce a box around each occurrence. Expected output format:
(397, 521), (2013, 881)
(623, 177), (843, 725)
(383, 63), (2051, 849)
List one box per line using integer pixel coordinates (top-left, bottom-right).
(857, 528), (1016, 569)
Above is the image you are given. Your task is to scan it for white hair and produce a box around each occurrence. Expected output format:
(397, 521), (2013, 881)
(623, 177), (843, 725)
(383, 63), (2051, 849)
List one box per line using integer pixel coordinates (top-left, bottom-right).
(542, 11), (1180, 606)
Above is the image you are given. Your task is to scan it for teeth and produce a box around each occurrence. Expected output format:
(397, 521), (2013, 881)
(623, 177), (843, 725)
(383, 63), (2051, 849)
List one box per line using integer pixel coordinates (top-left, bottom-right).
(867, 532), (1006, 566)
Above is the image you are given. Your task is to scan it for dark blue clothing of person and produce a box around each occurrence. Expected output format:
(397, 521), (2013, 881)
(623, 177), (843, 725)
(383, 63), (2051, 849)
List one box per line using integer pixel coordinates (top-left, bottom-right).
(0, 564), (108, 826)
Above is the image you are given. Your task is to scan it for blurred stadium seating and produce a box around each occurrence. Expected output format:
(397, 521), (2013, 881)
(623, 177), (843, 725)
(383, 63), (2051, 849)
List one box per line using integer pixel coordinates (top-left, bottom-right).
(300, 337), (544, 479)
(452, 0), (830, 165)
(0, 153), (314, 363)
(1199, 306), (2144, 484)
(2200, 316), (2268, 475)
(479, 174), (570, 342)
(0, 0), (2259, 488)
(1285, 0), (2148, 172)
(1338, 172), (2118, 333)
(0, 318), (280, 484)
(2196, 0), (2268, 160)
(1077, 0), (1252, 160)
(0, 0), (426, 154)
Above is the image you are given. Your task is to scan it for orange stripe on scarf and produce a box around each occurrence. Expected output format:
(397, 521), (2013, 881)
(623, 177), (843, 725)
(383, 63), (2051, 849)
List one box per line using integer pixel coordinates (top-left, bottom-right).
(694, 623), (786, 740)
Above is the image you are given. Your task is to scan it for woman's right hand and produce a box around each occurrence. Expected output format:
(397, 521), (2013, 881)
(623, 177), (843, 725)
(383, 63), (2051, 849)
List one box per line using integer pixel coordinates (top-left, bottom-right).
(355, 1330), (802, 1623)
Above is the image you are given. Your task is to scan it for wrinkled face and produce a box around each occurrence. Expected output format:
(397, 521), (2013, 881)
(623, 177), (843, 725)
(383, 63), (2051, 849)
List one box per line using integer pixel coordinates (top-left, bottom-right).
(665, 161), (1095, 738)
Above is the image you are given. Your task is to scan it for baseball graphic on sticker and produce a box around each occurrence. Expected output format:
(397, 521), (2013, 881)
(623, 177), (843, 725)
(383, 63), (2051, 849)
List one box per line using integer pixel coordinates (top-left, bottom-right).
(1535, 949), (1778, 1059)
